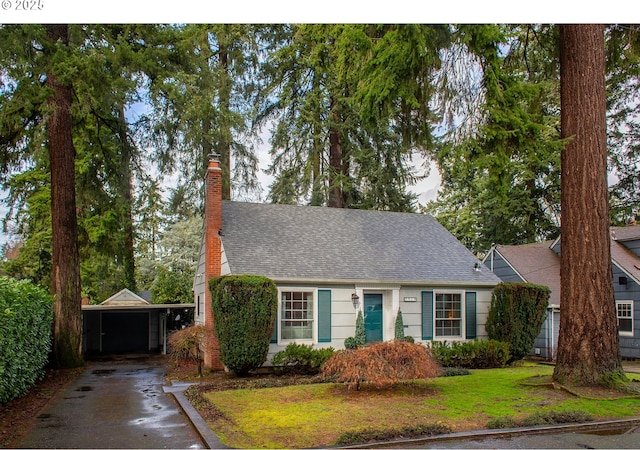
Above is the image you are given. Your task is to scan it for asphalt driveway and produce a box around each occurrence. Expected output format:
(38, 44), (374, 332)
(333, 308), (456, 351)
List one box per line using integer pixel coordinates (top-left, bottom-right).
(16, 358), (208, 449)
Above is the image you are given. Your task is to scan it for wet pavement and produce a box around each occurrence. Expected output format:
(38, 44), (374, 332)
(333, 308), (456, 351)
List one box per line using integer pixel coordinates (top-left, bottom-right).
(375, 421), (640, 449)
(16, 359), (206, 449)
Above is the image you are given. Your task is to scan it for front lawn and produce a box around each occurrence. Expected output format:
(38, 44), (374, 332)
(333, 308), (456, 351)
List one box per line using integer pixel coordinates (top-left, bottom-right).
(190, 364), (640, 448)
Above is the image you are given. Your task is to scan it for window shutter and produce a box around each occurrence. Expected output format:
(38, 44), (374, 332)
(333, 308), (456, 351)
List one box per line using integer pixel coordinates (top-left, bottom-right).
(465, 291), (477, 339)
(421, 291), (433, 340)
(318, 289), (332, 342)
(270, 316), (278, 344)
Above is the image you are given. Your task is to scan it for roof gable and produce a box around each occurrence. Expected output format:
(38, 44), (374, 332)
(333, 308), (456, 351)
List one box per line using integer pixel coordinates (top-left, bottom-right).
(492, 241), (561, 306)
(611, 224), (640, 243)
(219, 201), (499, 285)
(611, 240), (640, 285)
(101, 288), (150, 306)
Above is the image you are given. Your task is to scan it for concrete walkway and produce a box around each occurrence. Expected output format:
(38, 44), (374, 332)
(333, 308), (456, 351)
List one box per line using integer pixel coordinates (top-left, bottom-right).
(15, 358), (219, 449)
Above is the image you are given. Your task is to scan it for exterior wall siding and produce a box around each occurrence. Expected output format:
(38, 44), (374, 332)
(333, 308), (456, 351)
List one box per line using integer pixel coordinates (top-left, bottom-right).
(613, 263), (640, 359)
(484, 251), (524, 283)
(620, 239), (640, 258)
(533, 309), (560, 360)
(264, 284), (496, 365)
(193, 240), (207, 326)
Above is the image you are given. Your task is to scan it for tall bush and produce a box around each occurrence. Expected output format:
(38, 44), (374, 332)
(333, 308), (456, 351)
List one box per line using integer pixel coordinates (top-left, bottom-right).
(210, 275), (277, 375)
(485, 282), (550, 362)
(0, 277), (54, 403)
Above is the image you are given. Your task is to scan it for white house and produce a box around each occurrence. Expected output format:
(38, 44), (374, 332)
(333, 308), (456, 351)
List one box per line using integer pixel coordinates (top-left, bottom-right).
(194, 153), (501, 369)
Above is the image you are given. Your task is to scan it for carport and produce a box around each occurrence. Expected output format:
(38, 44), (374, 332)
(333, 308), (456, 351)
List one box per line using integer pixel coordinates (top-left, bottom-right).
(82, 288), (194, 356)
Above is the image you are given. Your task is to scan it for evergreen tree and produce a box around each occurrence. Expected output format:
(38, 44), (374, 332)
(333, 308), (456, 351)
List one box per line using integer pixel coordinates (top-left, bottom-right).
(427, 25), (563, 255)
(143, 24), (262, 207)
(606, 24), (640, 224)
(45, 24), (83, 368)
(553, 24), (625, 387)
(261, 24), (450, 211)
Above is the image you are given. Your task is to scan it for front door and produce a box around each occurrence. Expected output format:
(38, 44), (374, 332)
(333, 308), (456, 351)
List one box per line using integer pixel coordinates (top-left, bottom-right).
(364, 293), (383, 343)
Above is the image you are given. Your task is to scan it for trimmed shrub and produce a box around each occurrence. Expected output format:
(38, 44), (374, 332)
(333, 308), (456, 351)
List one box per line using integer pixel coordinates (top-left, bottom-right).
(354, 310), (365, 347)
(271, 342), (335, 375)
(442, 366), (471, 377)
(0, 277), (54, 404)
(210, 275), (277, 375)
(394, 310), (405, 340)
(429, 339), (510, 369)
(486, 282), (550, 362)
(344, 336), (357, 349)
(168, 325), (207, 377)
(322, 340), (443, 390)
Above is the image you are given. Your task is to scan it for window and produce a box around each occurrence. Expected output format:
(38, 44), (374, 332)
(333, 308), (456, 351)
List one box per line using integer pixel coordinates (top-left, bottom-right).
(616, 301), (633, 336)
(435, 293), (462, 337)
(281, 291), (314, 340)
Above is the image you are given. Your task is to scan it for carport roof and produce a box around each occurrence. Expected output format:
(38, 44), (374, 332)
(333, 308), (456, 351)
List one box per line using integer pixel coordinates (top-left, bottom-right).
(82, 303), (195, 310)
(82, 288), (195, 310)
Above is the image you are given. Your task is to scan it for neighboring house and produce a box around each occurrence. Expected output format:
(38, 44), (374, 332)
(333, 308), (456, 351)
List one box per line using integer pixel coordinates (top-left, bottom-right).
(193, 153), (501, 370)
(82, 288), (194, 356)
(484, 225), (640, 360)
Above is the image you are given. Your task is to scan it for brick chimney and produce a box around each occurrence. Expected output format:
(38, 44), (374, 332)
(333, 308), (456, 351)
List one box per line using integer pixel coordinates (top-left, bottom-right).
(203, 152), (224, 370)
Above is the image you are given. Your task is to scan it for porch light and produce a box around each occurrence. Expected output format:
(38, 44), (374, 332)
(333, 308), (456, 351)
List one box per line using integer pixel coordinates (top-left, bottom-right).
(351, 293), (360, 309)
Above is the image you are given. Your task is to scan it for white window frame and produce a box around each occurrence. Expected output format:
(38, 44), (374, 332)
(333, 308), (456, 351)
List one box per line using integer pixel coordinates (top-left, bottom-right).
(434, 290), (465, 339)
(278, 288), (316, 344)
(616, 300), (634, 337)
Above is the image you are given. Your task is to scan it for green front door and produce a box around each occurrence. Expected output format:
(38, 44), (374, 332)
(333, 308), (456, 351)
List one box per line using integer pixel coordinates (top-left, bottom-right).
(364, 293), (383, 343)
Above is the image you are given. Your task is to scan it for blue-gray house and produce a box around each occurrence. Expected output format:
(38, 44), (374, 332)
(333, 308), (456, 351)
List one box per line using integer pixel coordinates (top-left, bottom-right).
(484, 225), (640, 360)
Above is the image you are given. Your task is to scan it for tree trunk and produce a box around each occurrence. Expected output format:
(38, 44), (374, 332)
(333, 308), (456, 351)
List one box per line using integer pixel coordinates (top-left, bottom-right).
(328, 98), (343, 208)
(45, 24), (84, 368)
(553, 24), (624, 386)
(218, 31), (233, 201)
(117, 105), (136, 292)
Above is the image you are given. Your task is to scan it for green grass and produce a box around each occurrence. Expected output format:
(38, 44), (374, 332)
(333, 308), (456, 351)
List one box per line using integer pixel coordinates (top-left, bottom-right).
(202, 365), (640, 448)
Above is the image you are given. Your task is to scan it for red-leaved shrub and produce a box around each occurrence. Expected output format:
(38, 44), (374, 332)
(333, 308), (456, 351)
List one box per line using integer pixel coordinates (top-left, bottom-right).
(322, 341), (443, 390)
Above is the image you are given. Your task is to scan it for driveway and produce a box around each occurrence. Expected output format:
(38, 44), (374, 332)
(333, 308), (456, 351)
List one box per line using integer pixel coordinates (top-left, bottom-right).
(16, 357), (209, 449)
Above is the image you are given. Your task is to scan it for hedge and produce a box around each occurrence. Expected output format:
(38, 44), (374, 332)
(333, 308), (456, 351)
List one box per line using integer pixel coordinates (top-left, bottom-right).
(0, 277), (54, 404)
(210, 275), (277, 375)
(429, 339), (510, 369)
(485, 282), (550, 362)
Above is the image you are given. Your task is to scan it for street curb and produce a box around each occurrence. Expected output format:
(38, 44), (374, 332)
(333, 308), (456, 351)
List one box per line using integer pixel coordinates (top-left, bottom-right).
(339, 417), (640, 448)
(164, 383), (229, 449)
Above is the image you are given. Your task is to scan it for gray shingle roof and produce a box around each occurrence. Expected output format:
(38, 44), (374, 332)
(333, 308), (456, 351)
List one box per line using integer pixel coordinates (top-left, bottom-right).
(220, 201), (499, 285)
(494, 242), (561, 306)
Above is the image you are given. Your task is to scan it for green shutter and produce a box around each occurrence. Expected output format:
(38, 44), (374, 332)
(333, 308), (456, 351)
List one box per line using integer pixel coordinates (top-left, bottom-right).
(421, 291), (433, 340)
(318, 289), (332, 342)
(270, 316), (278, 344)
(465, 291), (477, 339)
